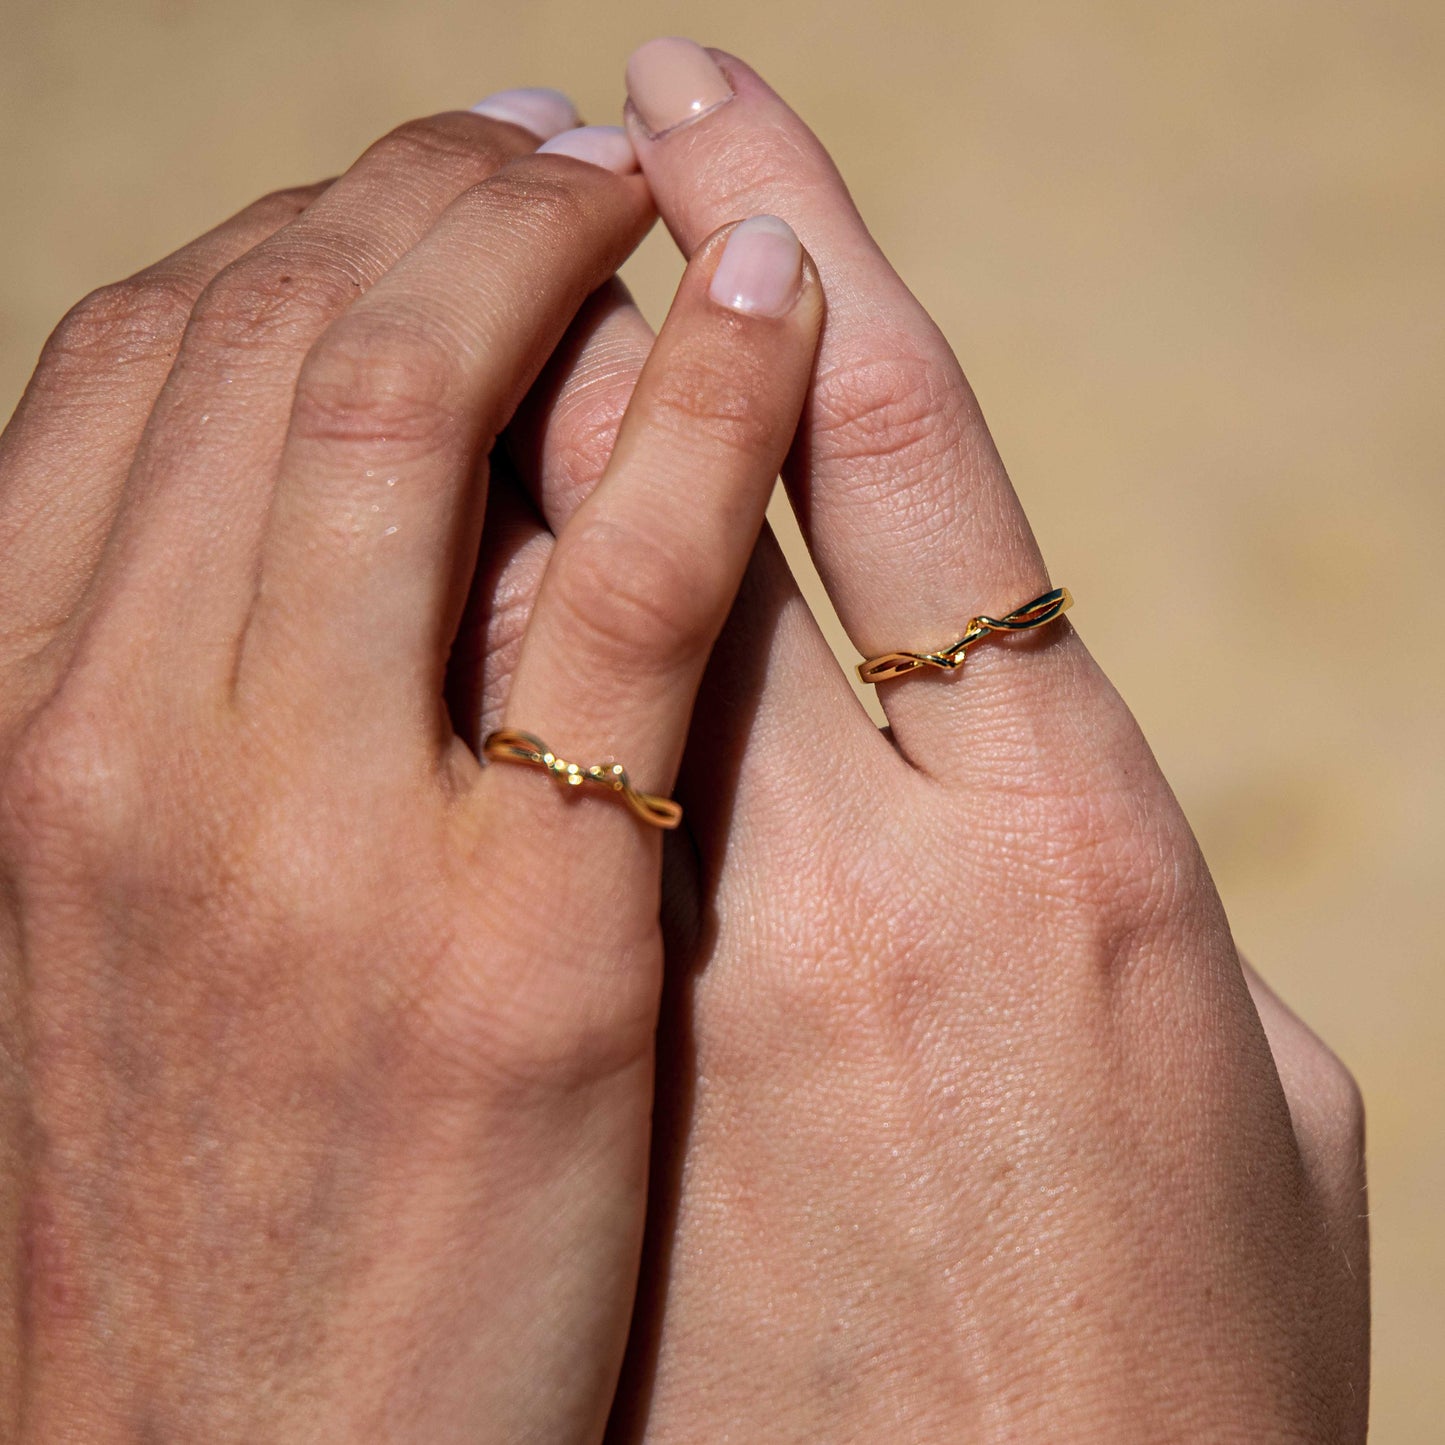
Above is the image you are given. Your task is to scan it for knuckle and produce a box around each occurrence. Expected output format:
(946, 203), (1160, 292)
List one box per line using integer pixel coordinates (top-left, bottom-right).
(642, 350), (767, 453)
(418, 950), (658, 1100)
(702, 865), (884, 1066)
(813, 343), (950, 460)
(548, 519), (715, 676)
(693, 127), (829, 219)
(0, 699), (146, 872)
(983, 769), (1203, 974)
(808, 341), (974, 538)
(188, 251), (362, 351)
(1335, 1074), (1367, 1164)
(290, 313), (462, 453)
(389, 866), (661, 1100)
(467, 168), (592, 247)
(44, 274), (196, 370)
(962, 683), (1208, 971)
(370, 111), (514, 174)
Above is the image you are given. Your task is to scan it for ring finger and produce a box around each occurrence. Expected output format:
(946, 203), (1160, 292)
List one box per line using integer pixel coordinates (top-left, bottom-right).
(625, 41), (1081, 774)
(241, 134), (653, 726)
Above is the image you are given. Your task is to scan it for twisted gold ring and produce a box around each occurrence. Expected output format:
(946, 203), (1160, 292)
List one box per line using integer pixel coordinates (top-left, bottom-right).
(857, 587), (1073, 685)
(482, 729), (682, 830)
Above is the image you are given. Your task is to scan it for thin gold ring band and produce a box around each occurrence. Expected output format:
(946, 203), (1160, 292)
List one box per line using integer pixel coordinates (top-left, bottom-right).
(857, 586), (1073, 685)
(482, 729), (683, 830)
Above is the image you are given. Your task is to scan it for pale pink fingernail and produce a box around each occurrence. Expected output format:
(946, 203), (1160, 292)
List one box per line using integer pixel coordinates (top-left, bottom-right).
(709, 215), (802, 317)
(625, 37), (734, 138)
(536, 125), (639, 174)
(470, 87), (579, 140)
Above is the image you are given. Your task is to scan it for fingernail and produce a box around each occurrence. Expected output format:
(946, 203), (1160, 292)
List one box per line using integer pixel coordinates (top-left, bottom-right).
(536, 125), (639, 174)
(625, 37), (734, 138)
(470, 87), (579, 140)
(709, 215), (802, 317)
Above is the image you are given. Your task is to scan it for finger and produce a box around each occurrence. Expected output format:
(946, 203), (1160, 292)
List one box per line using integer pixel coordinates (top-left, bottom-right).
(505, 277), (656, 529)
(0, 182), (328, 673)
(447, 284), (652, 755)
(445, 465), (552, 751)
(242, 139), (653, 725)
(495, 216), (822, 918)
(503, 271), (871, 863)
(68, 106), (548, 690)
(624, 41), (1073, 770)
(495, 246), (870, 880)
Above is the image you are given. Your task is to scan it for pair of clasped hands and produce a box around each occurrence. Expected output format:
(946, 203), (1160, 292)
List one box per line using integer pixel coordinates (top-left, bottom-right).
(0, 37), (1368, 1443)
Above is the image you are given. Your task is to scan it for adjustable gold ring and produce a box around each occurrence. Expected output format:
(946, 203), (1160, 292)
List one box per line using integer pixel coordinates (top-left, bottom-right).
(857, 587), (1073, 686)
(481, 729), (682, 830)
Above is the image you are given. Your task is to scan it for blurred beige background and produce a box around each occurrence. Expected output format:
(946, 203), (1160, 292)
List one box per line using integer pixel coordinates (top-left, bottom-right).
(2, 0), (1440, 1434)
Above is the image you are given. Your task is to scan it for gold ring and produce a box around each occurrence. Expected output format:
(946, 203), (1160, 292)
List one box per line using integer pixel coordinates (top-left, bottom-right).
(481, 729), (682, 830)
(857, 587), (1073, 685)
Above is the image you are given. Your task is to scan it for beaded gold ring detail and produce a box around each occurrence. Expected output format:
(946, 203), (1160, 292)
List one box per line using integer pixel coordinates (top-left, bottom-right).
(481, 729), (682, 830)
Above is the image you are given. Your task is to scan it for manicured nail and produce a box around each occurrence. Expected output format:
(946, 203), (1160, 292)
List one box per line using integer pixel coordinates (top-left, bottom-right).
(625, 37), (734, 138)
(709, 216), (802, 317)
(470, 87), (578, 140)
(536, 125), (639, 174)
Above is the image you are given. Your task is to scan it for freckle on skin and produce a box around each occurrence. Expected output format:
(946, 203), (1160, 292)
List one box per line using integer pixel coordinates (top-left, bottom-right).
(20, 1193), (77, 1330)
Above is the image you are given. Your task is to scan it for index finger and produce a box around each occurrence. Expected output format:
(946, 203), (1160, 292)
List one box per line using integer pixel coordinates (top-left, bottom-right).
(624, 40), (1075, 774)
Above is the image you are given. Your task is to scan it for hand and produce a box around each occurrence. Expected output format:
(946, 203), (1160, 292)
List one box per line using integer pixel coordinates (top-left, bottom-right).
(530, 43), (1363, 1441)
(0, 97), (821, 1440)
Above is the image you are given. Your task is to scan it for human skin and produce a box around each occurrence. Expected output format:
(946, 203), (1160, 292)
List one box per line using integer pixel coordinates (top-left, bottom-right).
(490, 43), (1371, 1443)
(0, 99), (824, 1439)
(0, 40), (1370, 1444)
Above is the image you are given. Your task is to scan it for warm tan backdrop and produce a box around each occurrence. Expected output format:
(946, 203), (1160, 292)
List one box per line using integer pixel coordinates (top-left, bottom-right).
(2, 1), (1440, 1435)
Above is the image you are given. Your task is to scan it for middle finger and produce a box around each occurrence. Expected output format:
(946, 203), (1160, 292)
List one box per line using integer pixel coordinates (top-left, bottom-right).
(241, 136), (653, 728)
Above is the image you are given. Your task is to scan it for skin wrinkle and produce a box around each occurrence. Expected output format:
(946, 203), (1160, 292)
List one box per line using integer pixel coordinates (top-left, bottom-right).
(806, 347), (971, 498)
(188, 250), (378, 354)
(36, 275), (203, 374)
(470, 536), (551, 735)
(546, 374), (642, 506)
